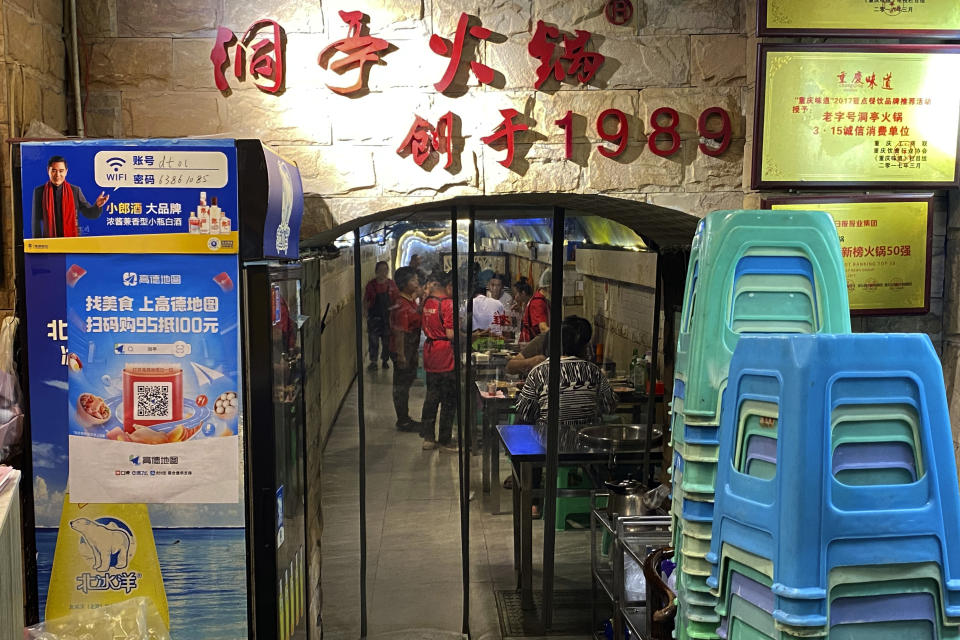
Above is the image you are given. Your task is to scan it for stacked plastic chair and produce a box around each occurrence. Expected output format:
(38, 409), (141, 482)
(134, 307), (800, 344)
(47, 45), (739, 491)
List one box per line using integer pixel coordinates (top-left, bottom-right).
(707, 333), (960, 639)
(669, 210), (851, 640)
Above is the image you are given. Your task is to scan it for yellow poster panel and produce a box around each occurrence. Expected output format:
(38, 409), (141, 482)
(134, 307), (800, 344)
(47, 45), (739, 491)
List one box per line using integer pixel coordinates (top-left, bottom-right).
(772, 201), (929, 312)
(759, 49), (960, 185)
(764, 0), (960, 33)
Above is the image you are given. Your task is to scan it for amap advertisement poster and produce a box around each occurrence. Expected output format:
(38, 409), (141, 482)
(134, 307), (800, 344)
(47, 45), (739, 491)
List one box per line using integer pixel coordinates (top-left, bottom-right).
(22, 140), (248, 639)
(65, 254), (240, 503)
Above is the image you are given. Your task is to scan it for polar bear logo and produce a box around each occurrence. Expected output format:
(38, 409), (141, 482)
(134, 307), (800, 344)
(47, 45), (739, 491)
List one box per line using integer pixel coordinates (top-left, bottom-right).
(69, 517), (134, 572)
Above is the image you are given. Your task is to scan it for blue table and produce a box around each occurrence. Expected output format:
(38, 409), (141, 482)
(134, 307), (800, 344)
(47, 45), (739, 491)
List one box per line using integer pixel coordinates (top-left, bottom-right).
(496, 423), (664, 616)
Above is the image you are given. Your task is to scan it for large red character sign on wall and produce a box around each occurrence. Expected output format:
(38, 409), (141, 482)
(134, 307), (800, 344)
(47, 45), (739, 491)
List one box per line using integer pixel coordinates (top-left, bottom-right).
(211, 20), (285, 93)
(430, 13), (496, 92)
(528, 20), (605, 90)
(318, 11), (390, 95)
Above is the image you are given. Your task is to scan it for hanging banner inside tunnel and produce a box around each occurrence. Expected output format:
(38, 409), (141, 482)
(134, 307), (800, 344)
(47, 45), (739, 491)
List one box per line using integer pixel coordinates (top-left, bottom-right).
(765, 195), (932, 314)
(753, 45), (960, 188)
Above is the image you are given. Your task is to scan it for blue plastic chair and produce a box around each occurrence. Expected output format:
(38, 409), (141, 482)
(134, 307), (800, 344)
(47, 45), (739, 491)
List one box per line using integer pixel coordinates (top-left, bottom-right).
(707, 333), (960, 627)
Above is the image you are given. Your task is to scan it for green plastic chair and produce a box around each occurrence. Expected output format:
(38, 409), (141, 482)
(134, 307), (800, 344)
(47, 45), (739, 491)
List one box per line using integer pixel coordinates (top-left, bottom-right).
(828, 562), (960, 629)
(554, 467), (597, 530)
(673, 210), (851, 428)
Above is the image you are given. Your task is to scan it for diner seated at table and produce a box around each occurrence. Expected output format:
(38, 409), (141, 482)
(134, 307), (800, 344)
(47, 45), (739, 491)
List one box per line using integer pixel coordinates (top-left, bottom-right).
(512, 315), (618, 515)
(505, 330), (548, 376)
(515, 316), (618, 430)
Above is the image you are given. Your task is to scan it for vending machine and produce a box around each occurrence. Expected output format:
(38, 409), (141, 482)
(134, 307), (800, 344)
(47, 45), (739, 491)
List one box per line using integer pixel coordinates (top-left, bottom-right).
(15, 138), (309, 640)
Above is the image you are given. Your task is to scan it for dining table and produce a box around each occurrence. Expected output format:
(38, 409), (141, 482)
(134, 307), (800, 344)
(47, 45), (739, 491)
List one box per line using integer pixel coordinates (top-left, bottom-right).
(496, 423), (664, 613)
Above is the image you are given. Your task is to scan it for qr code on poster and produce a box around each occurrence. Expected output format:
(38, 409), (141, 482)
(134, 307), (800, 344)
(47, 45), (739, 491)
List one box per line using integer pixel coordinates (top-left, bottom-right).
(134, 382), (173, 420)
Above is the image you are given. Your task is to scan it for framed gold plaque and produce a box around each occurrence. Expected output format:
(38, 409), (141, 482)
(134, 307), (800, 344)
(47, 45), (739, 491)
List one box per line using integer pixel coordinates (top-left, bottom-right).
(759, 0), (960, 38)
(753, 45), (960, 189)
(763, 194), (933, 315)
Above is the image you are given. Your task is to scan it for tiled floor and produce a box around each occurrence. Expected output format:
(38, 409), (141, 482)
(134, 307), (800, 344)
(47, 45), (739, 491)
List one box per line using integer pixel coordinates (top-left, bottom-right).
(319, 368), (598, 640)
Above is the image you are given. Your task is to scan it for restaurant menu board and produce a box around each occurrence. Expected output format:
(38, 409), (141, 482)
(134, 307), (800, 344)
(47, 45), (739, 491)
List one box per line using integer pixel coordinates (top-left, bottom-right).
(768, 198), (932, 314)
(753, 46), (960, 188)
(759, 0), (960, 37)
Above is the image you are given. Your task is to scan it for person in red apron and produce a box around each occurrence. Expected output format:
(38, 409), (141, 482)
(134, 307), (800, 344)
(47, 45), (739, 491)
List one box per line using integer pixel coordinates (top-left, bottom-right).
(520, 269), (551, 343)
(419, 271), (457, 451)
(363, 261), (398, 370)
(390, 266), (422, 432)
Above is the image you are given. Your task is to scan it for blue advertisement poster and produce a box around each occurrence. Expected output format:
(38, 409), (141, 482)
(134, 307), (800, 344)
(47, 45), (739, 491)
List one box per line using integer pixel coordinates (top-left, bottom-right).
(64, 254), (240, 504)
(25, 254), (247, 639)
(22, 140), (249, 639)
(21, 140), (238, 254)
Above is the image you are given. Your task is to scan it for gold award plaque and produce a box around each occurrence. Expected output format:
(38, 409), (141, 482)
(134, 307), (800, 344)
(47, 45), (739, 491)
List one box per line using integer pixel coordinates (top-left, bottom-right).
(772, 200), (930, 312)
(759, 49), (960, 185)
(764, 0), (960, 34)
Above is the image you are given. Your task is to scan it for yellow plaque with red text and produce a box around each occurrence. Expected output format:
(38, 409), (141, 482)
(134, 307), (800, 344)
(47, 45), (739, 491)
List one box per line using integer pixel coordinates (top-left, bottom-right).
(761, 0), (960, 35)
(771, 200), (930, 313)
(755, 47), (960, 187)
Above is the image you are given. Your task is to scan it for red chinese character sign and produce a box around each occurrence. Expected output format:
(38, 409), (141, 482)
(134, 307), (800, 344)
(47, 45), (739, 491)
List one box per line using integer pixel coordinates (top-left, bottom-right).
(430, 13), (495, 92)
(211, 20), (285, 94)
(528, 20), (604, 90)
(396, 112), (456, 169)
(318, 10), (390, 95)
(482, 109), (529, 167)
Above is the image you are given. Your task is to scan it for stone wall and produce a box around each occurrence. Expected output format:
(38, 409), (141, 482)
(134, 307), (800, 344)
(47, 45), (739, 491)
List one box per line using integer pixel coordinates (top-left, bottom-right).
(77, 0), (750, 226)
(2, 0), (69, 313)
(577, 248), (658, 373)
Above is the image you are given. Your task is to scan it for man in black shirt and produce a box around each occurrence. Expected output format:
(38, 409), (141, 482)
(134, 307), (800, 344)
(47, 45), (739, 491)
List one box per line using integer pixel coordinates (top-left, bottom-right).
(31, 155), (108, 238)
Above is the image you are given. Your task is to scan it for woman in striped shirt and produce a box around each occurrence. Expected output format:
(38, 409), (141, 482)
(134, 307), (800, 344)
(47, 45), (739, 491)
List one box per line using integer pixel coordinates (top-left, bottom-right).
(515, 315), (618, 433)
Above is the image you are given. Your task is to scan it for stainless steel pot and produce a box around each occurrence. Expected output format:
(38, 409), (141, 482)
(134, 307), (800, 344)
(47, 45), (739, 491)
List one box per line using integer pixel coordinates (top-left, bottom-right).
(604, 478), (649, 518)
(575, 424), (663, 453)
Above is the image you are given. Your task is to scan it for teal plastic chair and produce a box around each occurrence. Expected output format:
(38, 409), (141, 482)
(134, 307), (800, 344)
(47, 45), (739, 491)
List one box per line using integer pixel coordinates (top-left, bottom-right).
(673, 210), (851, 428)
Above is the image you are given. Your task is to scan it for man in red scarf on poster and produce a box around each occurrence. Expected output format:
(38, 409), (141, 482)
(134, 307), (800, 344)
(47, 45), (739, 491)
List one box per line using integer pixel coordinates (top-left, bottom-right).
(31, 156), (108, 238)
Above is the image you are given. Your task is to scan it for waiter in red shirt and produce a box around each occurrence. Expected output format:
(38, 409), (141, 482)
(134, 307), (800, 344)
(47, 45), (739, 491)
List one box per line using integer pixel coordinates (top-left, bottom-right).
(520, 268), (551, 343)
(419, 271), (457, 451)
(390, 266), (422, 432)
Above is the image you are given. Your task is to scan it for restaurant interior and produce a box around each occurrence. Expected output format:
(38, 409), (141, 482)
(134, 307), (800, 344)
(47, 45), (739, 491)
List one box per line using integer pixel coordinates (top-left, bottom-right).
(306, 195), (698, 639)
